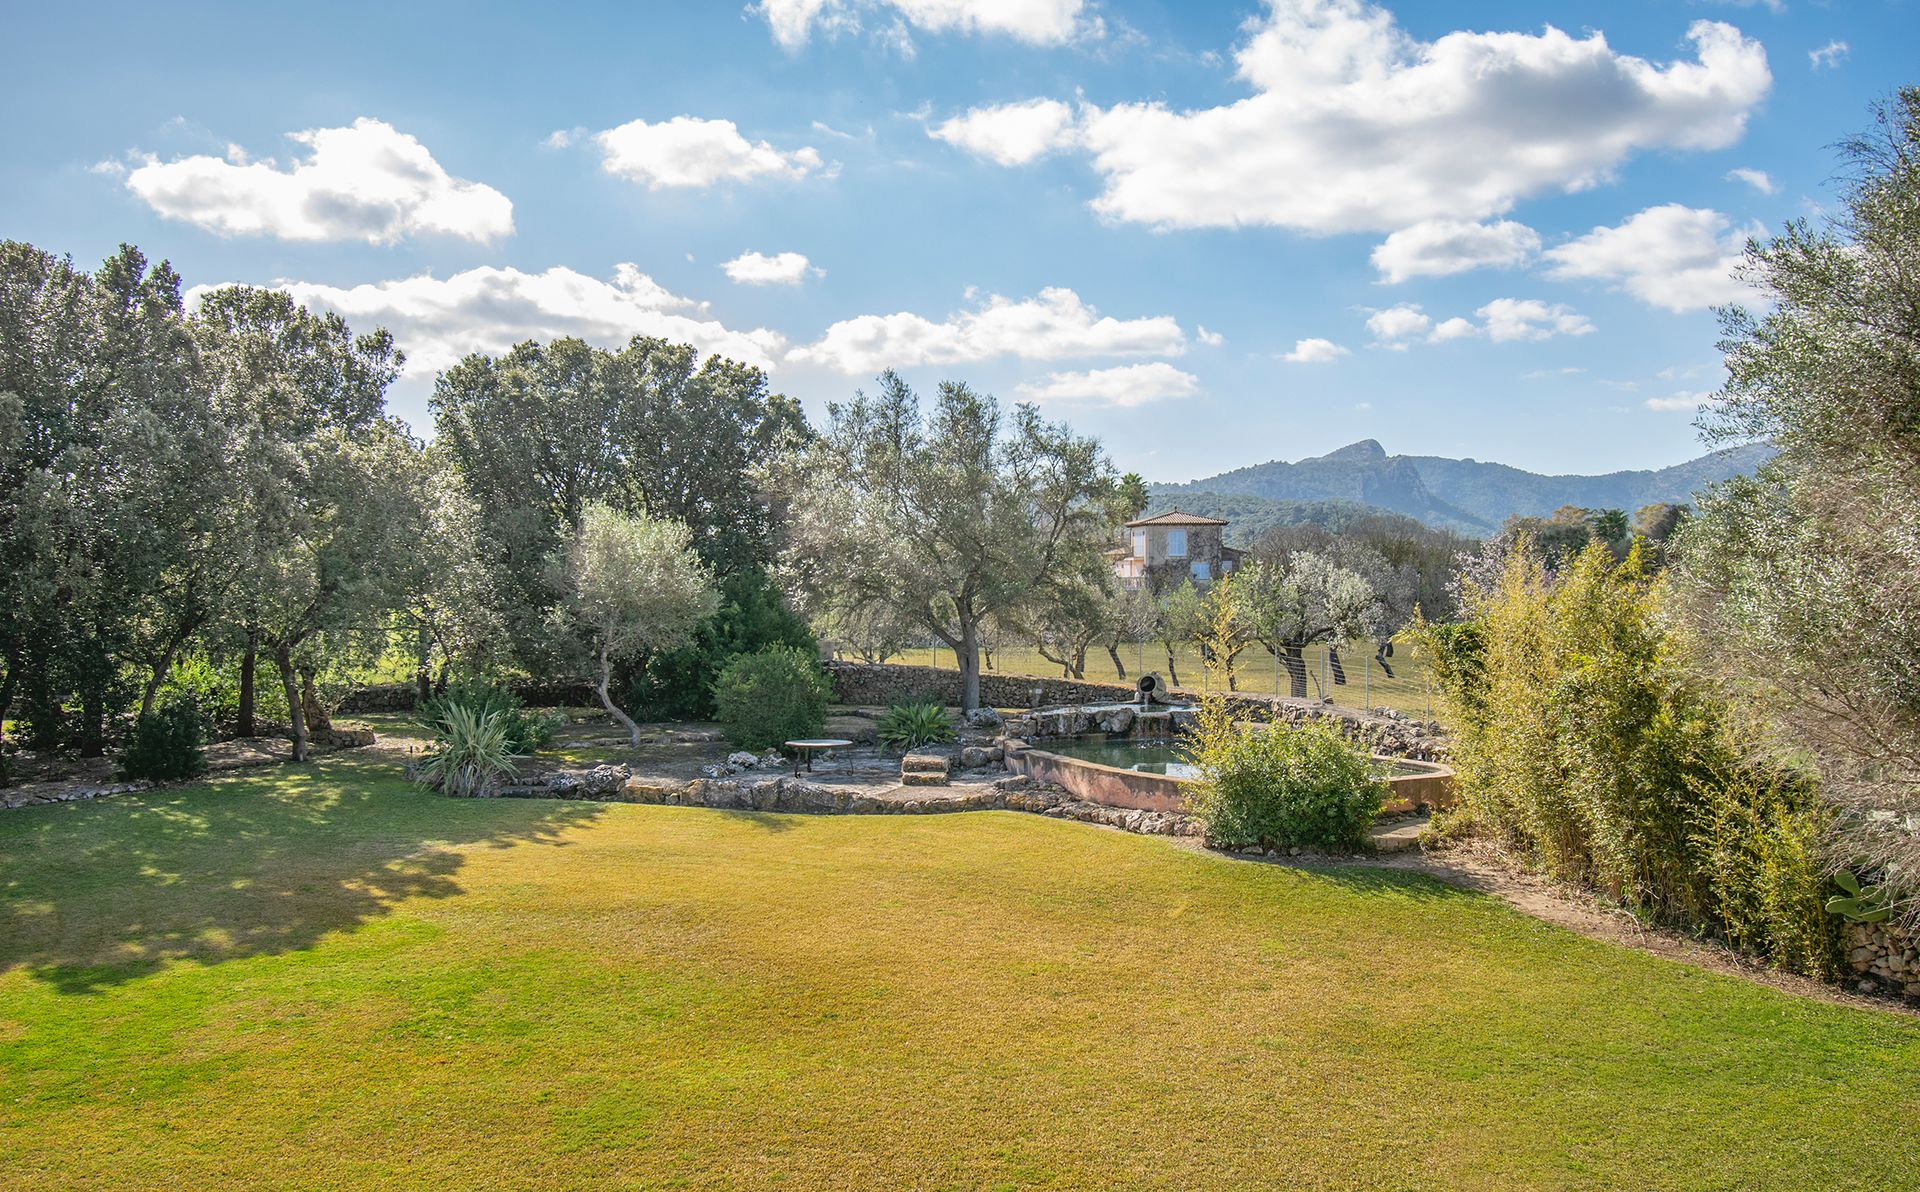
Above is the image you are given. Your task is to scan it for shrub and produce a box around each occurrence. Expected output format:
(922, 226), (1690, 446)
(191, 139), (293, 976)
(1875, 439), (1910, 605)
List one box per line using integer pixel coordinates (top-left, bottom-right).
(712, 646), (831, 751)
(417, 704), (520, 797)
(622, 569), (817, 721)
(117, 698), (209, 783)
(1418, 538), (1842, 977)
(421, 680), (562, 756)
(1184, 711), (1385, 851)
(876, 701), (953, 751)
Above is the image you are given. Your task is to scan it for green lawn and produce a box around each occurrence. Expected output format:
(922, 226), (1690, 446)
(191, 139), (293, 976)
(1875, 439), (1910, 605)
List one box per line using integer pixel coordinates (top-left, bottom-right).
(3, 752), (1917, 1189)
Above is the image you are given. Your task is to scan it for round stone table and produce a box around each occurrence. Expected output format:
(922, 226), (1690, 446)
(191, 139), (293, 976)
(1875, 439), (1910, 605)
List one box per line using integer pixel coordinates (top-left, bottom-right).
(784, 738), (853, 777)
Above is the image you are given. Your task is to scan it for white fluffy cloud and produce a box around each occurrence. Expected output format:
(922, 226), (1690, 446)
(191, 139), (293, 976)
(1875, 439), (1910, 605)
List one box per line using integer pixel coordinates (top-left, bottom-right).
(1370, 219), (1541, 283)
(1726, 166), (1777, 194)
(930, 99), (1079, 166)
(593, 117), (822, 189)
(120, 118), (512, 244)
(999, 3), (1767, 233)
(1283, 337), (1349, 364)
(1366, 304), (1431, 344)
(1646, 391), (1713, 412)
(1366, 299), (1591, 346)
(1016, 362), (1200, 408)
(789, 286), (1186, 374)
(1544, 203), (1760, 312)
(759, 0), (1088, 49)
(721, 251), (818, 285)
(219, 264), (787, 377)
(1477, 298), (1595, 342)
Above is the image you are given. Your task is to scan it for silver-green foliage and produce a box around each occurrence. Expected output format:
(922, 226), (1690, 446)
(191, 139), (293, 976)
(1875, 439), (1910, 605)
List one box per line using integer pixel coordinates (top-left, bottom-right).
(777, 372), (1122, 712)
(417, 704), (521, 798)
(1672, 90), (1920, 929)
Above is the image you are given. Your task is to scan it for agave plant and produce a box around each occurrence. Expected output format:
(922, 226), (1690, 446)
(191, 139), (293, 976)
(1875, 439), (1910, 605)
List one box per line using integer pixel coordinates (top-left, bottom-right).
(876, 701), (954, 751)
(417, 704), (522, 797)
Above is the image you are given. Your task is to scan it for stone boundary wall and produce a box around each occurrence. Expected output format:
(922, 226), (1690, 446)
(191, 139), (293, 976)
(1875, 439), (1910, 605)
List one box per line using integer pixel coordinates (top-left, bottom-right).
(1846, 920), (1920, 999)
(337, 681), (599, 714)
(824, 661), (1450, 761)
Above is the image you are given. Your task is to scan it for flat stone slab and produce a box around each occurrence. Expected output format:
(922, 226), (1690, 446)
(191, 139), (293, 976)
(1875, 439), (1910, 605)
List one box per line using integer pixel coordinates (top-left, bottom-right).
(1370, 816), (1428, 853)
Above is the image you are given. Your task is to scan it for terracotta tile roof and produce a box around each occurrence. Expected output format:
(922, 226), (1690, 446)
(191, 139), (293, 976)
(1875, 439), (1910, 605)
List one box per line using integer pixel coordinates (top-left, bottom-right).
(1124, 509), (1229, 528)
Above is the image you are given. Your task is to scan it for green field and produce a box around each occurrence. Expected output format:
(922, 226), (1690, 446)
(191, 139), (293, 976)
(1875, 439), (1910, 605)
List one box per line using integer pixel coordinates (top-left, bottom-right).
(881, 637), (1442, 719)
(4, 747), (1917, 1188)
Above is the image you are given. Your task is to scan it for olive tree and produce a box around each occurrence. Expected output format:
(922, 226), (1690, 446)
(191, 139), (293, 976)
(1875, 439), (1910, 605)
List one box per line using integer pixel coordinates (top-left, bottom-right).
(1239, 553), (1380, 699)
(1672, 89), (1920, 927)
(779, 372), (1121, 712)
(567, 503), (718, 747)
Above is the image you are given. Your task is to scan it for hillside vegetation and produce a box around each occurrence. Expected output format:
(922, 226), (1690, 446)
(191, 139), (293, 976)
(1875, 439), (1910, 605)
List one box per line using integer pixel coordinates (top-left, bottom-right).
(1154, 440), (1772, 534)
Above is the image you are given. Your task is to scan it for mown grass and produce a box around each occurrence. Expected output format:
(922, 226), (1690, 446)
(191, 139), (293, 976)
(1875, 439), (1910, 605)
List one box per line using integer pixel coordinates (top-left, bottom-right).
(3, 750), (1918, 1189)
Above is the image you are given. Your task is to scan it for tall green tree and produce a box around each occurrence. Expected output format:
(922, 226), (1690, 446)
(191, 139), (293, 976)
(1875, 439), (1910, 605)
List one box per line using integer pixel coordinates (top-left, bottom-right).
(0, 243), (217, 754)
(431, 336), (807, 671)
(780, 372), (1121, 711)
(1673, 89), (1920, 927)
(192, 285), (418, 759)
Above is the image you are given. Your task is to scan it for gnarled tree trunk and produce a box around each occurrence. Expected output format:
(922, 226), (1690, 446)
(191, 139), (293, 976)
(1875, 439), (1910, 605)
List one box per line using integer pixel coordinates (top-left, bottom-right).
(595, 643), (643, 749)
(274, 644), (309, 762)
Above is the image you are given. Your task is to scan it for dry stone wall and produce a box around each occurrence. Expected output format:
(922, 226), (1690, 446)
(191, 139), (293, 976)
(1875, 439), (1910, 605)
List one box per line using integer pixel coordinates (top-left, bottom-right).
(337, 680), (599, 714)
(824, 661), (1449, 761)
(1846, 920), (1920, 999)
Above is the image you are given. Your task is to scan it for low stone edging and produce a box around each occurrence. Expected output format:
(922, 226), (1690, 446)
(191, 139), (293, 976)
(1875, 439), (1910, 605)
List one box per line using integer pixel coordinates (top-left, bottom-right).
(452, 763), (1201, 838)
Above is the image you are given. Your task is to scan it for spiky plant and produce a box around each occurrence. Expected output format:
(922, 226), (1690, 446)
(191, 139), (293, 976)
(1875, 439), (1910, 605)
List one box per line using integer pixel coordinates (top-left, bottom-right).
(876, 701), (954, 751)
(417, 704), (521, 797)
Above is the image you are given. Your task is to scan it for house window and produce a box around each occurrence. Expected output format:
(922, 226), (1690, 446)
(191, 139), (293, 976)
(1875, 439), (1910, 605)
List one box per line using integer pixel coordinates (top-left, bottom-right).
(1191, 560), (1210, 580)
(1132, 529), (1146, 558)
(1221, 559), (1235, 573)
(1166, 528), (1187, 557)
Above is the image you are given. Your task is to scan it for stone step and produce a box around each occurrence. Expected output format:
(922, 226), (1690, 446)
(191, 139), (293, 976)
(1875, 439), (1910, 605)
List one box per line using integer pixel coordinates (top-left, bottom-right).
(1369, 815), (1428, 853)
(900, 771), (949, 787)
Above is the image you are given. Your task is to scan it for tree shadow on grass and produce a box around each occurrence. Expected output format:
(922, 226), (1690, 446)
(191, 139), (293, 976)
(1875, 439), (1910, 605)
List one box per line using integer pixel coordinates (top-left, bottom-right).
(0, 752), (607, 994)
(711, 809), (802, 834)
(1266, 857), (1489, 905)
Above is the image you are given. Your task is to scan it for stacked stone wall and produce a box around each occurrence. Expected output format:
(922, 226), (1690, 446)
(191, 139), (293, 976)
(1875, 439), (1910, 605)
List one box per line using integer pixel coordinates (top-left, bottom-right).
(822, 661), (1448, 761)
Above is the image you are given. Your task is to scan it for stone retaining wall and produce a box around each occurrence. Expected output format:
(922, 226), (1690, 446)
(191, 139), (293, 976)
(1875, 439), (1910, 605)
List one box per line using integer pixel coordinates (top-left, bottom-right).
(460, 763), (1199, 838)
(337, 681), (600, 713)
(1845, 920), (1920, 999)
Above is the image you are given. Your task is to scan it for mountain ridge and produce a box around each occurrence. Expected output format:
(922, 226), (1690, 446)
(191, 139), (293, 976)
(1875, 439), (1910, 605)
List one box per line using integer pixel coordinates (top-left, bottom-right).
(1151, 440), (1772, 536)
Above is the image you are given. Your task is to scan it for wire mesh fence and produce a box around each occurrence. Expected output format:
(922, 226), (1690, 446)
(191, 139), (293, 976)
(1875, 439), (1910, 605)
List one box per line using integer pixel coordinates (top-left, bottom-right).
(862, 635), (1440, 722)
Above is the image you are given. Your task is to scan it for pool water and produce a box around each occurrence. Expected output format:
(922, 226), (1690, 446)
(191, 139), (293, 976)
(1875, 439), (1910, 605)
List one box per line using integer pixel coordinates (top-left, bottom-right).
(1044, 735), (1200, 779)
(1041, 735), (1430, 782)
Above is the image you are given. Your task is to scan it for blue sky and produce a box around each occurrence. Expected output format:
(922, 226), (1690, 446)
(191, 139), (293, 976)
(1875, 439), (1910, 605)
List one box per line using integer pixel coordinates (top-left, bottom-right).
(3, 0), (1912, 480)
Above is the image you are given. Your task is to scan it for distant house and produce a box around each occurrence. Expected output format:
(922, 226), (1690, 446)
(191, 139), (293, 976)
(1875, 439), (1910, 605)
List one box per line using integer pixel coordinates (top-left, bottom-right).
(1111, 510), (1242, 593)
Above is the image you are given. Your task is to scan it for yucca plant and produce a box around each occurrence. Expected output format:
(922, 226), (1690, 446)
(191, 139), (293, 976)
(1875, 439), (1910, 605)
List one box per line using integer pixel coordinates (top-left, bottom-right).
(417, 704), (522, 797)
(877, 701), (954, 751)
